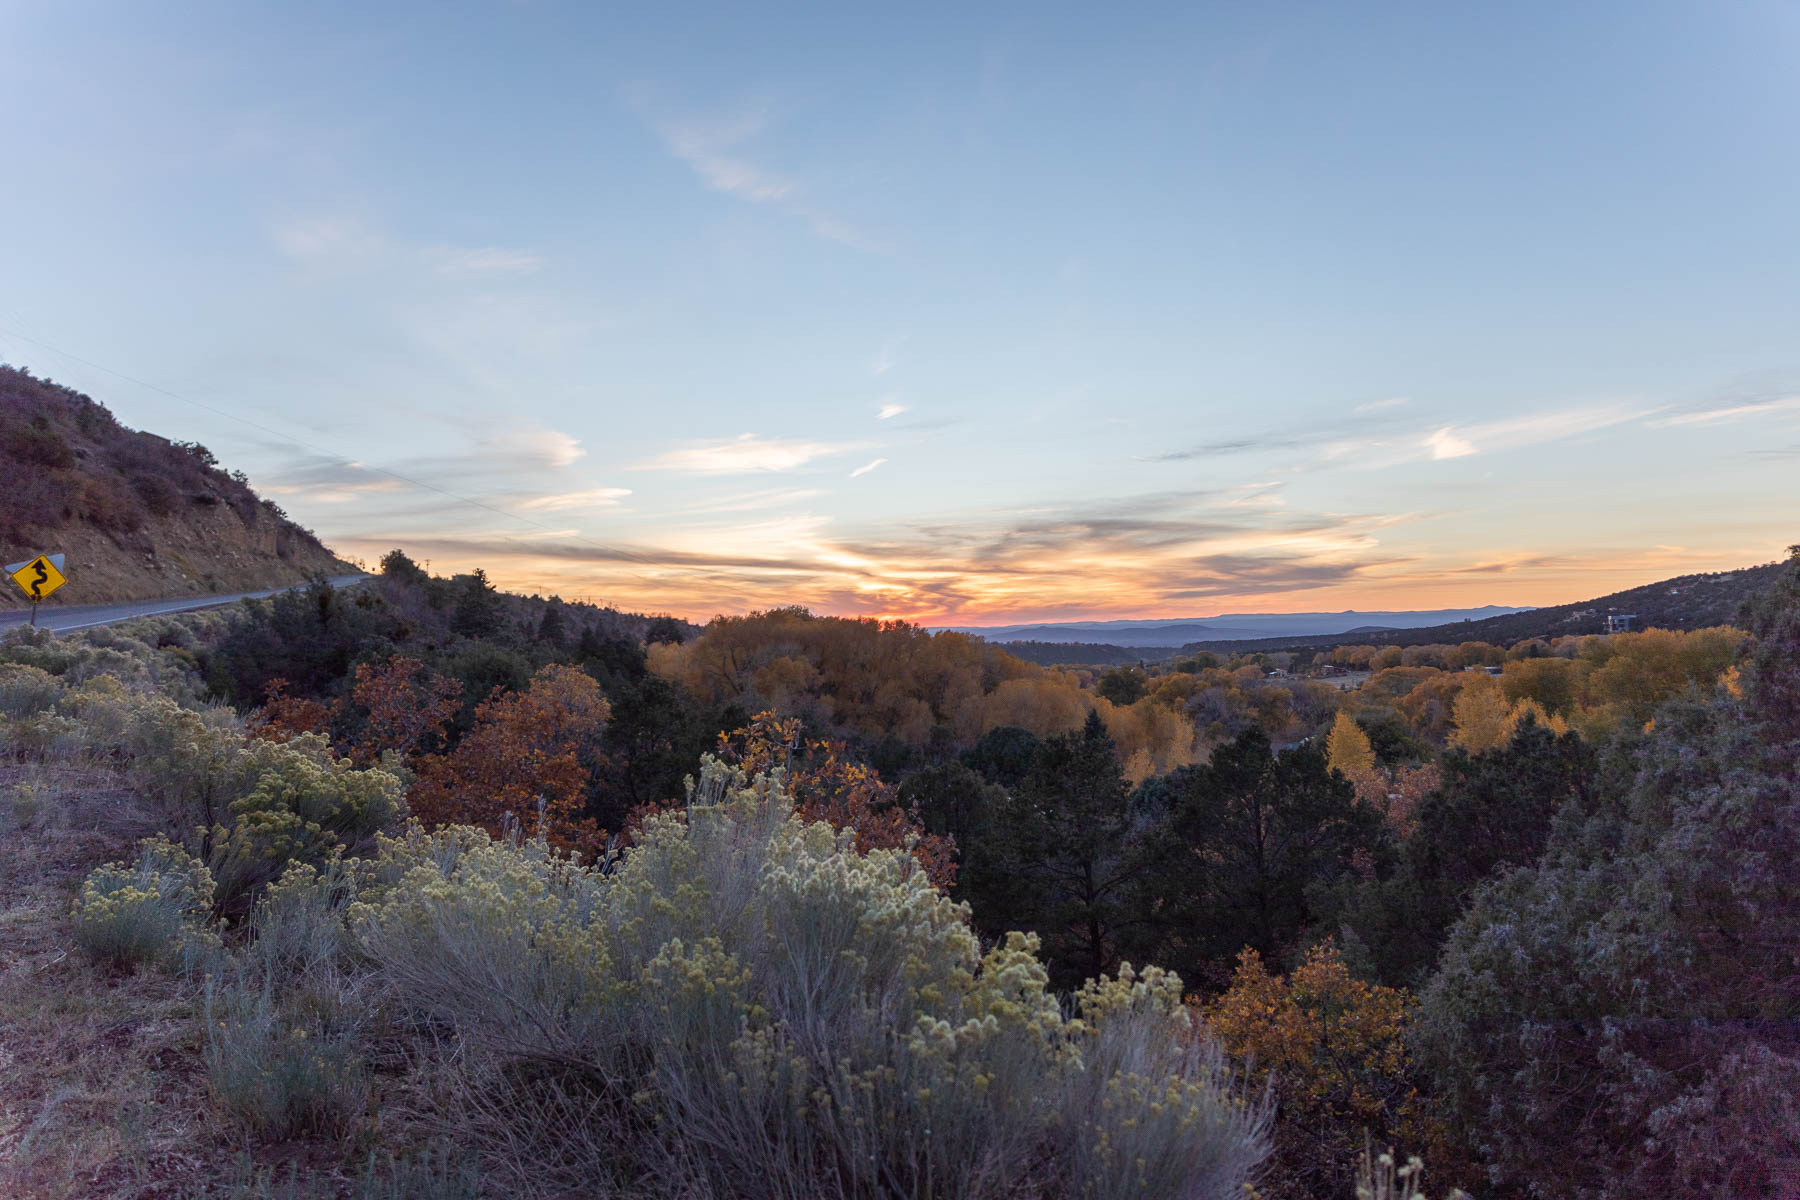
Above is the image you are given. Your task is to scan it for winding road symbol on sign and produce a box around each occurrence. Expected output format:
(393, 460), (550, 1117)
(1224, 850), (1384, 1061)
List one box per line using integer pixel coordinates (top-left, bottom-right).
(7, 554), (67, 603)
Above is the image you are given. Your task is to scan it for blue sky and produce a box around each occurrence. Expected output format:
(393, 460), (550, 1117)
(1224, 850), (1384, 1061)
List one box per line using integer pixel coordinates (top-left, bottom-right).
(3, 0), (1797, 622)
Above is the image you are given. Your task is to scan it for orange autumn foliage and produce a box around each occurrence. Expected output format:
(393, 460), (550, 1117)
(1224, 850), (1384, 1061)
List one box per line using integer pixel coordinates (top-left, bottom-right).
(1340, 762), (1443, 838)
(347, 654), (462, 765)
(1199, 943), (1463, 1200)
(409, 664), (610, 855)
(249, 678), (334, 744)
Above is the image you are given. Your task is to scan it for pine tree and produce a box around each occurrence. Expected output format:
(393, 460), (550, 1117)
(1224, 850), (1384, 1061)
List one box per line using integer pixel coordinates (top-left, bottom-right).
(975, 710), (1150, 989)
(537, 604), (568, 648)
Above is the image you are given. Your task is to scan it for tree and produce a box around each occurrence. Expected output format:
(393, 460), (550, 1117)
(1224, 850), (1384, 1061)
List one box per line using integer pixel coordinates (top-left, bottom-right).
(378, 547), (429, 586)
(960, 725), (1041, 786)
(596, 673), (716, 823)
(1412, 559), (1800, 1197)
(449, 569), (506, 640)
(643, 614), (687, 645)
(1144, 729), (1385, 993)
(1203, 943), (1462, 1200)
(1348, 719), (1595, 986)
(700, 712), (956, 888)
(409, 664), (610, 853)
(536, 604), (568, 649)
(1446, 675), (1509, 752)
(1325, 710), (1375, 775)
(344, 654), (462, 765)
(975, 711), (1153, 989)
(1095, 666), (1148, 707)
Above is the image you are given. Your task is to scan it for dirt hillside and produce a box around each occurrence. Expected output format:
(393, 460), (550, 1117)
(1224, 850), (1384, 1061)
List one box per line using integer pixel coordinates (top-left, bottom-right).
(0, 365), (350, 607)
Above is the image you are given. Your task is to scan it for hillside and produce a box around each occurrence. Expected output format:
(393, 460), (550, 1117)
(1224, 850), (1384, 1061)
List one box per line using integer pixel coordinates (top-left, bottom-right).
(0, 365), (349, 606)
(1174, 559), (1789, 655)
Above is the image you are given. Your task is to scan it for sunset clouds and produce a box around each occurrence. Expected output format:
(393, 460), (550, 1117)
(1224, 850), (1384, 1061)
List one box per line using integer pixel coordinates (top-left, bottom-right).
(5, 4), (1797, 625)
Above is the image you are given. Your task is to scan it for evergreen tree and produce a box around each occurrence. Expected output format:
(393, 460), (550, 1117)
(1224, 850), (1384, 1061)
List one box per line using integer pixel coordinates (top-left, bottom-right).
(975, 711), (1152, 989)
(1144, 728), (1385, 992)
(537, 603), (568, 649)
(450, 569), (506, 640)
(1347, 718), (1596, 986)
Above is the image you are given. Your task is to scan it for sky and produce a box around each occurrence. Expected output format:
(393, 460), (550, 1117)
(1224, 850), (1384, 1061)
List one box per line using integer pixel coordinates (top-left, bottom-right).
(2, 0), (1798, 625)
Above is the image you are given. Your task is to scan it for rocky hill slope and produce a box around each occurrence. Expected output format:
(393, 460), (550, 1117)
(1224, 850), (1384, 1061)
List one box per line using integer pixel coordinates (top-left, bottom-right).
(0, 365), (350, 606)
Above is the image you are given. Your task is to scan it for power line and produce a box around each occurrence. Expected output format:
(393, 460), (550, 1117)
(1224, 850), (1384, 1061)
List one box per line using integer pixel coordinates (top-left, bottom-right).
(0, 322), (658, 597)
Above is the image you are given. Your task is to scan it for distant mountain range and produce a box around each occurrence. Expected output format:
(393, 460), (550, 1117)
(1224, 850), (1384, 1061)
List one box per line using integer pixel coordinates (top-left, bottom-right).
(1167, 562), (1785, 656)
(938, 606), (1529, 649)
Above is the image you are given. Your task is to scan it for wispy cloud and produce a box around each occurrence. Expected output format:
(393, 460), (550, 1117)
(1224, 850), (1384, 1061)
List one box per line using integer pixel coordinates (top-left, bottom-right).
(271, 215), (385, 265)
(261, 453), (410, 504)
(635, 93), (881, 251)
(680, 487), (827, 514)
(654, 102), (798, 202)
(850, 457), (888, 478)
(428, 245), (547, 276)
(476, 428), (587, 471)
(637, 433), (869, 474)
(1156, 400), (1651, 470)
(1355, 396), (1411, 414)
(1426, 427), (1476, 459)
(871, 337), (904, 376)
(876, 400), (907, 420)
(515, 487), (632, 511)
(1649, 393), (1800, 428)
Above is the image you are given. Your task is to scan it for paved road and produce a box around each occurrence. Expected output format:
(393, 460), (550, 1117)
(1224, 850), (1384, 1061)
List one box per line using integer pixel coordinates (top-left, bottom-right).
(0, 574), (369, 634)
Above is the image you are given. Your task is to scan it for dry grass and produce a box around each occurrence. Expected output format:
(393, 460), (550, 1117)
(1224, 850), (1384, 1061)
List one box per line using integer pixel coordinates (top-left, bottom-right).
(0, 762), (376, 1199)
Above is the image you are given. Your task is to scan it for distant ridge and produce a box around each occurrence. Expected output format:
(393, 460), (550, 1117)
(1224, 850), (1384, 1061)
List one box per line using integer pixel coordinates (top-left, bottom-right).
(938, 605), (1528, 648)
(1170, 562), (1786, 656)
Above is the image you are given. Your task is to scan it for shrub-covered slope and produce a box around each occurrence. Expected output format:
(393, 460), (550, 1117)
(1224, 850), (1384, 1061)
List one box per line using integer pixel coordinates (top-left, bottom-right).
(0, 364), (350, 606)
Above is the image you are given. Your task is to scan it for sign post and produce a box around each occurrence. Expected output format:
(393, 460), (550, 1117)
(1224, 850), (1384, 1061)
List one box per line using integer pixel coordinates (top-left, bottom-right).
(6, 554), (68, 625)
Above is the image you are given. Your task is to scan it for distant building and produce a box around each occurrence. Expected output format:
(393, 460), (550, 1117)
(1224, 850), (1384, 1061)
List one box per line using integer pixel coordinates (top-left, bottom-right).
(1606, 614), (1638, 634)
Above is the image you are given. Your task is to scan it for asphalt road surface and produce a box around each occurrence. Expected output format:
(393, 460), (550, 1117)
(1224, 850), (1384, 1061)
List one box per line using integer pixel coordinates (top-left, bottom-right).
(0, 574), (369, 634)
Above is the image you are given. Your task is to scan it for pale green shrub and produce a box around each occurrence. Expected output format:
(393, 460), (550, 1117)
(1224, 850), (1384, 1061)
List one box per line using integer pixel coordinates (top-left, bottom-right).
(1059, 965), (1266, 1199)
(354, 757), (1268, 1197)
(0, 662), (62, 718)
(203, 969), (368, 1139)
(208, 734), (405, 907)
(114, 698), (403, 909)
(0, 710), (87, 759)
(72, 835), (220, 971)
(246, 856), (366, 982)
(123, 694), (253, 830)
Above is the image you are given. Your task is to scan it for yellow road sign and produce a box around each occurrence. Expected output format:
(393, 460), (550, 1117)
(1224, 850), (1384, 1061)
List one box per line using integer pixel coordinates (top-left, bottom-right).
(10, 555), (67, 602)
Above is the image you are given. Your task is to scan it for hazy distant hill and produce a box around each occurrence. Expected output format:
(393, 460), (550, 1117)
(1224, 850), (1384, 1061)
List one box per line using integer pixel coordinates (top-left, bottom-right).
(941, 605), (1526, 648)
(0, 365), (351, 606)
(991, 640), (1152, 667)
(1173, 562), (1788, 656)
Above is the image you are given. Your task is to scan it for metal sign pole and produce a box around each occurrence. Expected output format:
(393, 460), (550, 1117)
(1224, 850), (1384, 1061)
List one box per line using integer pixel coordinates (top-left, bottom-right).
(30, 599), (39, 627)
